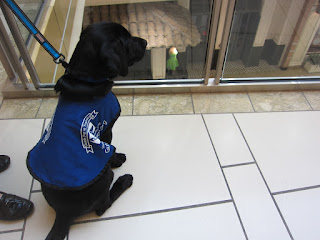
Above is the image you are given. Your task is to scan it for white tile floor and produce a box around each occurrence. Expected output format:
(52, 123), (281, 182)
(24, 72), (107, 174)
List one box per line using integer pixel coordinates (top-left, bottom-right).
(1, 111), (320, 239)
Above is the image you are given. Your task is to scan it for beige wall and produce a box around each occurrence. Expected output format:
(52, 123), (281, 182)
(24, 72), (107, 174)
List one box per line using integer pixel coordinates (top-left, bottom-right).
(32, 0), (78, 83)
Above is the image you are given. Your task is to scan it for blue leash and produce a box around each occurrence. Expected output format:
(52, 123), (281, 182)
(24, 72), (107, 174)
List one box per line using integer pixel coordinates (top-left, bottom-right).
(3, 0), (68, 68)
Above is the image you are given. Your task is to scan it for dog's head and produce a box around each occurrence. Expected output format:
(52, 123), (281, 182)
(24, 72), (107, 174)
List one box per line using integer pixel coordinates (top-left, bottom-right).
(55, 22), (147, 97)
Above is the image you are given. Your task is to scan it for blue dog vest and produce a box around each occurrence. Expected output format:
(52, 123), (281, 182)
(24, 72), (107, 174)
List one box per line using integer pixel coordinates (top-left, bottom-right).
(27, 91), (121, 190)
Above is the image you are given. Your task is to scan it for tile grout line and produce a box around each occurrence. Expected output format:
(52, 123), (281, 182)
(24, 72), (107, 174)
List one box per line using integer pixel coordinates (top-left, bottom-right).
(125, 112), (197, 117)
(0, 229), (23, 235)
(246, 92), (256, 112)
(232, 113), (294, 240)
(272, 184), (320, 196)
(190, 93), (195, 114)
(2, 109), (320, 121)
(73, 200), (233, 226)
(0, 117), (47, 121)
(34, 98), (44, 119)
(118, 109), (320, 118)
(222, 162), (255, 169)
(0, 96), (4, 110)
(29, 191), (233, 227)
(301, 91), (314, 110)
(20, 217), (27, 240)
(31, 189), (42, 193)
(201, 114), (249, 240)
(131, 95), (134, 116)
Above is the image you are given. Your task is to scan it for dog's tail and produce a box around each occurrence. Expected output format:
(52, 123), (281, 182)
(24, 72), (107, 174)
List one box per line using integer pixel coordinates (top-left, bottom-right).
(45, 212), (73, 240)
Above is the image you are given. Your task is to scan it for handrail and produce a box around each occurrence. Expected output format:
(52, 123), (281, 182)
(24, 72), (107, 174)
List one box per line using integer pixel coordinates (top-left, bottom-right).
(0, 0), (41, 89)
(0, 16), (29, 89)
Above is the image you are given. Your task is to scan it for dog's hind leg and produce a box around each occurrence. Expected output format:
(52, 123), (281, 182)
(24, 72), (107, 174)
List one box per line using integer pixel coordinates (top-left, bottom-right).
(95, 174), (133, 216)
(95, 166), (114, 216)
(110, 174), (133, 203)
(45, 212), (74, 240)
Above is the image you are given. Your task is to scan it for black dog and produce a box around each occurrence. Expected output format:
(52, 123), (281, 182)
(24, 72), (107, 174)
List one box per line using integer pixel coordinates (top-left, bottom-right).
(27, 22), (146, 240)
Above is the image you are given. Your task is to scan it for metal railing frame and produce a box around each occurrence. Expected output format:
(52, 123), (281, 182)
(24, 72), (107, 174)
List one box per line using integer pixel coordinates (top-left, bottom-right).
(0, 0), (41, 89)
(0, 0), (320, 95)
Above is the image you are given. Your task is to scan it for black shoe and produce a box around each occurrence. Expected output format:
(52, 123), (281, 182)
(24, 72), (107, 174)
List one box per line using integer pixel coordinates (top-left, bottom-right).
(0, 192), (34, 221)
(0, 155), (10, 173)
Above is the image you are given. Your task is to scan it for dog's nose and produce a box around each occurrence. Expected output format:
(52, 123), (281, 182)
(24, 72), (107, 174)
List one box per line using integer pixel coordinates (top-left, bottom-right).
(142, 39), (147, 47)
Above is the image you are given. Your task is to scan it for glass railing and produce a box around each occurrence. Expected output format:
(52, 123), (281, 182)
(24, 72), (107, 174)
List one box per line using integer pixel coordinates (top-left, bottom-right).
(26, 0), (212, 85)
(221, 0), (320, 82)
(3, 0), (320, 91)
(16, 0), (44, 43)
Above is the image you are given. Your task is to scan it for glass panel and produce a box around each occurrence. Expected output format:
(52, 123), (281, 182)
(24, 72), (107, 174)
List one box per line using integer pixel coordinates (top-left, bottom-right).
(82, 0), (211, 81)
(16, 0), (44, 43)
(222, 0), (320, 80)
(31, 0), (73, 84)
(22, 0), (212, 85)
(49, 0), (210, 83)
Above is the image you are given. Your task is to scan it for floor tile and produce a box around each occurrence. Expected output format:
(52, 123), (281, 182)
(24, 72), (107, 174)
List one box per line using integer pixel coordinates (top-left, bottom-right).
(0, 232), (22, 240)
(249, 91), (311, 112)
(117, 95), (133, 116)
(203, 114), (254, 166)
(70, 203), (245, 240)
(275, 188), (320, 240)
(36, 98), (58, 118)
(23, 192), (59, 240)
(79, 115), (230, 221)
(235, 111), (320, 193)
(0, 119), (44, 232)
(133, 94), (193, 115)
(224, 164), (291, 240)
(192, 93), (254, 113)
(303, 91), (320, 110)
(0, 98), (42, 119)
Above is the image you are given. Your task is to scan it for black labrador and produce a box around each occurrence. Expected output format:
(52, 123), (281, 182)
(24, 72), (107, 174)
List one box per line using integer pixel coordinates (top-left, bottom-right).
(27, 22), (146, 240)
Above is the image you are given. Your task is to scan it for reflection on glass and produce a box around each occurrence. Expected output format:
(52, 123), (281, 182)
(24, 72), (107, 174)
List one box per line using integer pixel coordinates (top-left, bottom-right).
(82, 0), (211, 80)
(222, 0), (320, 80)
(28, 0), (211, 84)
(15, 0), (44, 42)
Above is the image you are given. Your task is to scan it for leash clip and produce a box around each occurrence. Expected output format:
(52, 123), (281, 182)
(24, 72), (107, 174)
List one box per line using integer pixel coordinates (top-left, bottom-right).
(54, 54), (70, 70)
(54, 54), (66, 64)
(54, 54), (69, 70)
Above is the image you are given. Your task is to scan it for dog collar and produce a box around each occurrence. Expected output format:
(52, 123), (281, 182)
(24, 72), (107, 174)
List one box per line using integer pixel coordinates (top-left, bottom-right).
(76, 76), (109, 83)
(62, 74), (109, 83)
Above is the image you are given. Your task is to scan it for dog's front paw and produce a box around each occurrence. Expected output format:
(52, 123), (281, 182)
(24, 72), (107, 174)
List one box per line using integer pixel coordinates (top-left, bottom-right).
(116, 153), (126, 162)
(109, 153), (126, 168)
(95, 204), (111, 217)
(118, 174), (133, 189)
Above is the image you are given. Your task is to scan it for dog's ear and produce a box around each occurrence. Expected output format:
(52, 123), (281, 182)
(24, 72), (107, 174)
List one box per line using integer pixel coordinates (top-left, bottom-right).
(67, 39), (100, 78)
(126, 37), (147, 66)
(100, 39), (128, 78)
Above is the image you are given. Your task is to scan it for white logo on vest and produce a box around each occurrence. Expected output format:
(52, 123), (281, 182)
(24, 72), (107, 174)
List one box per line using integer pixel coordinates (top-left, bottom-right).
(81, 110), (109, 154)
(42, 113), (55, 144)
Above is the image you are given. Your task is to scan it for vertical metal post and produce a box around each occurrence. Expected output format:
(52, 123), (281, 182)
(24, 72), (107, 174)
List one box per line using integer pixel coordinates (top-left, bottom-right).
(0, 40), (16, 80)
(0, 0), (41, 89)
(280, 0), (313, 69)
(214, 0), (235, 84)
(0, 17), (29, 89)
(204, 0), (222, 85)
